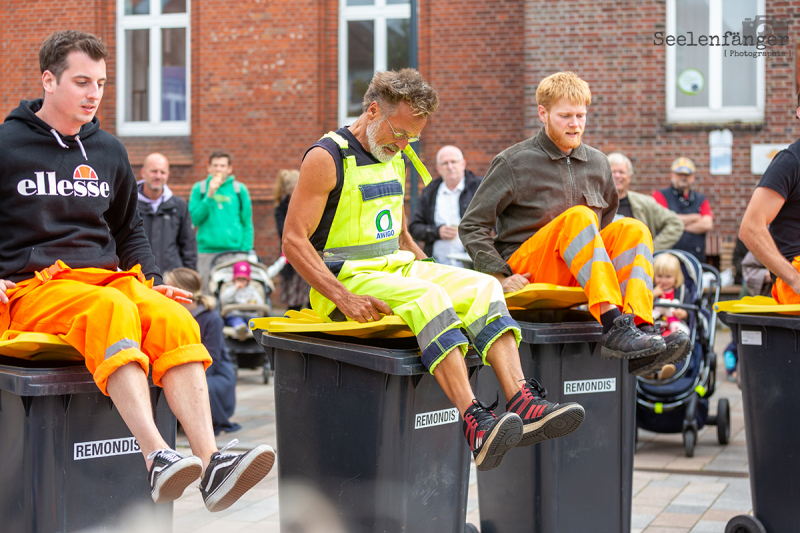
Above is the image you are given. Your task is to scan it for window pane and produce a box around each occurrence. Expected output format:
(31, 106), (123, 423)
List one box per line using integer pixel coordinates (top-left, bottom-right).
(386, 0), (410, 4)
(125, 29), (149, 122)
(347, 0), (374, 5)
(162, 28), (187, 121)
(387, 18), (409, 71)
(675, 0), (709, 108)
(124, 0), (149, 15)
(348, 20), (374, 117)
(162, 0), (186, 13)
(721, 0), (757, 107)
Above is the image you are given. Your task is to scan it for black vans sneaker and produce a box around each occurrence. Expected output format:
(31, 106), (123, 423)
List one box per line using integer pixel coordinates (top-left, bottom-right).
(506, 378), (585, 447)
(463, 399), (523, 472)
(629, 327), (690, 376)
(601, 314), (665, 360)
(147, 449), (203, 504)
(199, 439), (275, 512)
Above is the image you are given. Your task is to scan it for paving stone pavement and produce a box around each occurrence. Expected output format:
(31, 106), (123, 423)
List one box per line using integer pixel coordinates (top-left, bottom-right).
(172, 324), (753, 533)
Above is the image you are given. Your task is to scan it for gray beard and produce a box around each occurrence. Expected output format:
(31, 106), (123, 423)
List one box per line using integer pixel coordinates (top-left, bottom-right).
(366, 120), (398, 163)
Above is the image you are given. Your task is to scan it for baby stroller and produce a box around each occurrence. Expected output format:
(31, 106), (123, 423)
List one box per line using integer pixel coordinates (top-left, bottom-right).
(208, 251), (274, 384)
(635, 249), (730, 457)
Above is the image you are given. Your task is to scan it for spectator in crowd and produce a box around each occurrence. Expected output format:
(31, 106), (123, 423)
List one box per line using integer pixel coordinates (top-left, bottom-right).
(165, 267), (241, 436)
(137, 152), (198, 272)
(409, 145), (481, 266)
(739, 92), (800, 305)
(219, 261), (265, 341)
(284, 69), (585, 472)
(189, 151), (254, 292)
(652, 157), (714, 262)
(274, 169), (311, 311)
(0, 30), (272, 512)
(607, 152), (684, 252)
(460, 71), (689, 377)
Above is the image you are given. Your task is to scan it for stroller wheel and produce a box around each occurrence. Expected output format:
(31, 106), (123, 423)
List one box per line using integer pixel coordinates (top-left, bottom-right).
(725, 515), (766, 533)
(683, 427), (696, 457)
(263, 362), (270, 385)
(717, 398), (731, 445)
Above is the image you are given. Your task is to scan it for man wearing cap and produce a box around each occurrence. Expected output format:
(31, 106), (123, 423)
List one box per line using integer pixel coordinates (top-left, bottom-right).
(739, 92), (800, 304)
(652, 157), (714, 262)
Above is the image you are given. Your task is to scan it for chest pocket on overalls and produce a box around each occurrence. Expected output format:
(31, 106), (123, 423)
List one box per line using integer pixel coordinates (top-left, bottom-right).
(352, 180), (404, 244)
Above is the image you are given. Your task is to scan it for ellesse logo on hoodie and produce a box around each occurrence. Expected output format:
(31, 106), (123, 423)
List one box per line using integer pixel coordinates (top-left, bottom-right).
(17, 165), (110, 198)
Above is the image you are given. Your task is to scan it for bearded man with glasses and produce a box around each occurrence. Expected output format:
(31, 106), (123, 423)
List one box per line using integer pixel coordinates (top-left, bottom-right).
(282, 69), (586, 471)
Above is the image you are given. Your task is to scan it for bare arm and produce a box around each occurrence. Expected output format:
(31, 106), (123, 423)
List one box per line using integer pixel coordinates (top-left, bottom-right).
(739, 187), (800, 293)
(282, 148), (392, 322)
(399, 208), (427, 260)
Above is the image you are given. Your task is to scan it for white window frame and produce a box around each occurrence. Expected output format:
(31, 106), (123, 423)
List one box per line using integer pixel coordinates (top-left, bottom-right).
(666, 0), (765, 124)
(338, 0), (411, 126)
(116, 0), (191, 136)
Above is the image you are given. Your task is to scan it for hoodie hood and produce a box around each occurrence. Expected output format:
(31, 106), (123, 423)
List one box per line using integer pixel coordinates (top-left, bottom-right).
(5, 99), (101, 161)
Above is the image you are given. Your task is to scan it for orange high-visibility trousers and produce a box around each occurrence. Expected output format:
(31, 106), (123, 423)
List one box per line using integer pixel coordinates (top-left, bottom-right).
(772, 255), (800, 304)
(3, 262), (212, 395)
(508, 206), (655, 323)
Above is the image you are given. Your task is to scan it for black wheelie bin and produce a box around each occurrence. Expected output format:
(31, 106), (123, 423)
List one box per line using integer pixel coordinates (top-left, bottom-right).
(474, 309), (636, 533)
(259, 329), (480, 533)
(0, 355), (176, 533)
(723, 312), (800, 533)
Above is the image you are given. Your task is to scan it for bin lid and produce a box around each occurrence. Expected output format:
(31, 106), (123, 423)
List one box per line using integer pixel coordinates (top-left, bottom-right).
(504, 283), (588, 310)
(0, 360), (98, 396)
(715, 296), (800, 316)
(251, 311), (415, 339)
(260, 331), (482, 376)
(724, 311), (800, 329)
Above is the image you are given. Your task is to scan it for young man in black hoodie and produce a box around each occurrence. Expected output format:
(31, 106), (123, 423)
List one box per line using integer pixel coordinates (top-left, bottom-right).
(0, 30), (273, 512)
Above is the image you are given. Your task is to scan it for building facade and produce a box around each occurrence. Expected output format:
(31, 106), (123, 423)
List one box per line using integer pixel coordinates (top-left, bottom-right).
(2, 0), (797, 269)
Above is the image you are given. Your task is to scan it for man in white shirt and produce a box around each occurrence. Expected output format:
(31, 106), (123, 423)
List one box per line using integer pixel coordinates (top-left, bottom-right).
(409, 145), (481, 266)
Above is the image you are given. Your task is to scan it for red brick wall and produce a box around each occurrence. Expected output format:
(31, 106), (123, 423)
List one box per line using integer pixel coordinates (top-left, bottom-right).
(418, 0), (526, 174)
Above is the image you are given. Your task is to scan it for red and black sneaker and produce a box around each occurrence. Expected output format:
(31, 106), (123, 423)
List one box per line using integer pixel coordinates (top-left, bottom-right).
(506, 378), (585, 447)
(463, 399), (523, 471)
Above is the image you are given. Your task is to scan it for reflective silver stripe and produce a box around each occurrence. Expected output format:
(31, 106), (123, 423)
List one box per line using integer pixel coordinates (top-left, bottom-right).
(466, 300), (510, 340)
(562, 224), (599, 270)
(619, 265), (654, 297)
(418, 308), (460, 349)
(576, 247), (613, 287)
(319, 238), (399, 262)
(611, 244), (653, 272)
(105, 339), (140, 360)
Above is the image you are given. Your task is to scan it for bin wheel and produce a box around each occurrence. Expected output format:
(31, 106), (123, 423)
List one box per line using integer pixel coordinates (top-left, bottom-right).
(717, 398), (730, 445)
(465, 523), (480, 533)
(726, 515), (767, 533)
(683, 428), (696, 457)
(262, 363), (271, 385)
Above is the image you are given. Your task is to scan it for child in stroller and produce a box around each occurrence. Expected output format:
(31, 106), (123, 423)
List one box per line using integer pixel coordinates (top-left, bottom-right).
(209, 252), (274, 383)
(636, 249), (730, 457)
(220, 261), (266, 341)
(652, 253), (691, 380)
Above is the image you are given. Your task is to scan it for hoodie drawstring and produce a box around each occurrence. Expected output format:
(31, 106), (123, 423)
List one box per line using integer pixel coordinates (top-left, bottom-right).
(50, 129), (68, 149)
(49, 129), (88, 161)
(74, 135), (88, 161)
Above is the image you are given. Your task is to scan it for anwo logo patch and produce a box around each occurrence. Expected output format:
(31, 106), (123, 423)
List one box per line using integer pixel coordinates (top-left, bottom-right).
(375, 209), (395, 239)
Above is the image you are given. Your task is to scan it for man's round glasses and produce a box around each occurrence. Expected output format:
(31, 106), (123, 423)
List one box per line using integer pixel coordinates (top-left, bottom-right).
(377, 101), (420, 143)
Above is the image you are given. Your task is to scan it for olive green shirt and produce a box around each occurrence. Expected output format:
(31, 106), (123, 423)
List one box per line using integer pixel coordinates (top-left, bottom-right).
(460, 128), (618, 276)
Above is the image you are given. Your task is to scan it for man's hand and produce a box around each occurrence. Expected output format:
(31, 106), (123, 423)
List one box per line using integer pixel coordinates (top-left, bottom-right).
(207, 173), (225, 198)
(335, 292), (393, 323)
(153, 285), (193, 304)
(438, 225), (458, 240)
(0, 280), (16, 304)
(494, 272), (531, 293)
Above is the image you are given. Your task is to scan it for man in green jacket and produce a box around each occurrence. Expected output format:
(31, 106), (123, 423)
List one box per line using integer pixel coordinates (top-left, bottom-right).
(607, 152), (684, 252)
(189, 150), (254, 291)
